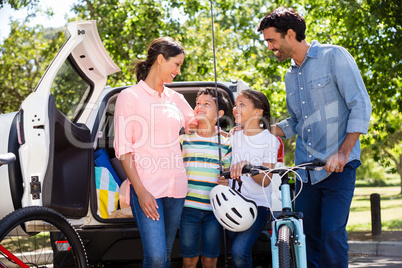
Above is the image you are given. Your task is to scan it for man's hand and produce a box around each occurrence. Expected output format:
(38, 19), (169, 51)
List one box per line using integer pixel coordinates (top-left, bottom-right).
(325, 132), (361, 174)
(325, 152), (348, 174)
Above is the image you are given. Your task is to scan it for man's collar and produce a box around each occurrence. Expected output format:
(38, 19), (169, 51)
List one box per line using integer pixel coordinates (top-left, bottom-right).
(291, 40), (320, 67)
(306, 40), (320, 58)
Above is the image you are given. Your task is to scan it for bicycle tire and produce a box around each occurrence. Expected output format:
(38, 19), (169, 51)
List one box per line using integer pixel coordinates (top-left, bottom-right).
(0, 206), (87, 268)
(278, 225), (296, 268)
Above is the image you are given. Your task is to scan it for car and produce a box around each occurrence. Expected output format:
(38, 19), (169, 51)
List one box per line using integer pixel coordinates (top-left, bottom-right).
(0, 20), (283, 267)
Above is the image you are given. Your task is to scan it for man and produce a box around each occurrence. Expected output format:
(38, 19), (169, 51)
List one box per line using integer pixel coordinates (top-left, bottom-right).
(257, 7), (371, 268)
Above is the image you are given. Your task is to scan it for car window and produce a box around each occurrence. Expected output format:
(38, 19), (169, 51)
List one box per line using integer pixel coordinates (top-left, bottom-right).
(51, 59), (91, 122)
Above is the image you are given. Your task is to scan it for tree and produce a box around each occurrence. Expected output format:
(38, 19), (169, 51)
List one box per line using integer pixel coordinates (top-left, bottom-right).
(0, 20), (64, 113)
(300, 0), (402, 192)
(70, 0), (187, 85)
(365, 111), (402, 192)
(1, 0), (401, 187)
(0, 0), (39, 9)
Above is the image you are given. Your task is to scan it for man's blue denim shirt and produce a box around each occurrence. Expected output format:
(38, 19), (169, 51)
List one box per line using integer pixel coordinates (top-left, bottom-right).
(277, 40), (372, 184)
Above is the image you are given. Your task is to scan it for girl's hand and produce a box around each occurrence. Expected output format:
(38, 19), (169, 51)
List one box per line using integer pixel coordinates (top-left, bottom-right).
(217, 175), (229, 186)
(230, 160), (250, 180)
(136, 189), (160, 221)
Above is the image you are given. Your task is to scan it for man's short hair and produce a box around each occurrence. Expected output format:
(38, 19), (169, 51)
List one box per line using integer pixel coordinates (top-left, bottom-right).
(257, 7), (306, 42)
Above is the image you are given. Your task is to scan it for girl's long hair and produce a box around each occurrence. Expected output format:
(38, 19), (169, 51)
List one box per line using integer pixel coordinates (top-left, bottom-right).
(240, 89), (271, 131)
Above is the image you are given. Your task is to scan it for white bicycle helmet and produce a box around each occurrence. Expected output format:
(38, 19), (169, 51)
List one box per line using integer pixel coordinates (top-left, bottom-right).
(210, 185), (258, 232)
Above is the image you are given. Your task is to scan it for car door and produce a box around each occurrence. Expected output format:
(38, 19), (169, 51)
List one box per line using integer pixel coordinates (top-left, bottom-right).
(17, 21), (120, 218)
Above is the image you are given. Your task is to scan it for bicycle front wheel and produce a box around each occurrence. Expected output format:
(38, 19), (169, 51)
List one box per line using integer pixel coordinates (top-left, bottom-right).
(0, 206), (87, 268)
(278, 225), (297, 268)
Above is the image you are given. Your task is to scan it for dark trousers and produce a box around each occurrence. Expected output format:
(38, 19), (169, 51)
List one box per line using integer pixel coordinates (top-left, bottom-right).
(295, 160), (360, 268)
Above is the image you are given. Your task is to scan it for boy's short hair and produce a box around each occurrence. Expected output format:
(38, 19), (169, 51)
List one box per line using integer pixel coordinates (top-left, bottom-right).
(196, 87), (229, 115)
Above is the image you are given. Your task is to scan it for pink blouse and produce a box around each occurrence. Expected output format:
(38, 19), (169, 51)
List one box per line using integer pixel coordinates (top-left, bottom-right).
(114, 80), (195, 198)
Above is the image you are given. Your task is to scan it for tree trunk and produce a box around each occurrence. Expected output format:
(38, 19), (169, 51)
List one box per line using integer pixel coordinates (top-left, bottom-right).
(399, 154), (402, 194)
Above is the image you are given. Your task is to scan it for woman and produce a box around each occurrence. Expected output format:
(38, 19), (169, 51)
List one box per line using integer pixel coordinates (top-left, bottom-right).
(114, 37), (196, 267)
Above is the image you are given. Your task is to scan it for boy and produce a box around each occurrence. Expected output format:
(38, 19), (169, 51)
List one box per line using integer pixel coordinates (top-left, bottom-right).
(179, 88), (232, 268)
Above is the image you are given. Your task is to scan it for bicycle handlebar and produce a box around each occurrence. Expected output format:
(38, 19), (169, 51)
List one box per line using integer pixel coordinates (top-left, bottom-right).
(221, 158), (327, 179)
(0, 153), (16, 166)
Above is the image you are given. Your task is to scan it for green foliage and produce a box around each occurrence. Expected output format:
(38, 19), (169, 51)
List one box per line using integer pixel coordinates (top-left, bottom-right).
(0, 0), (39, 9)
(1, 0), (401, 189)
(357, 154), (387, 186)
(348, 186), (402, 231)
(0, 20), (64, 113)
(70, 0), (186, 85)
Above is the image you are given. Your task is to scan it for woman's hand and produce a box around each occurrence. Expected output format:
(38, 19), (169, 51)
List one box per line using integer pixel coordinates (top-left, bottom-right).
(136, 189), (160, 221)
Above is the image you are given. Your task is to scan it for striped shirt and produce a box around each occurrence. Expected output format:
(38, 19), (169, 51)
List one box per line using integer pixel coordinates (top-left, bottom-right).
(180, 133), (232, 210)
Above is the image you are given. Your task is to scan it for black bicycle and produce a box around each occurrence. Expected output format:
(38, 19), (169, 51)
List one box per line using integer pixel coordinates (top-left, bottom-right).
(0, 153), (88, 268)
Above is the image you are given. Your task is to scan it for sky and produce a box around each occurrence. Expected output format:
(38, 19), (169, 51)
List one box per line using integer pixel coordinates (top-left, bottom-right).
(0, 0), (78, 42)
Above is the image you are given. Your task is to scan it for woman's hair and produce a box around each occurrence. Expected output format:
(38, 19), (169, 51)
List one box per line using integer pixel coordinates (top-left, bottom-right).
(240, 89), (271, 130)
(257, 7), (306, 42)
(134, 37), (185, 82)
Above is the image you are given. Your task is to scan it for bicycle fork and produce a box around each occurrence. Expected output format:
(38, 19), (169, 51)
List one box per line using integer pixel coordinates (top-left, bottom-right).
(271, 218), (307, 268)
(271, 181), (307, 268)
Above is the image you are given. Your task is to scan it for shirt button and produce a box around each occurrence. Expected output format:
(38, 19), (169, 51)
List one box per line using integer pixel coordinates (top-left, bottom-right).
(309, 143), (312, 145)
(305, 116), (307, 118)
(299, 72), (302, 75)
(318, 84), (321, 86)
(309, 155), (312, 158)
(301, 87), (303, 90)
(302, 101), (305, 104)
(308, 129), (311, 132)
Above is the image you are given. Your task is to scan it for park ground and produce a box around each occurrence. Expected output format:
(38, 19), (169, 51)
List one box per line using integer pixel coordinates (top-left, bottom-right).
(347, 186), (402, 242)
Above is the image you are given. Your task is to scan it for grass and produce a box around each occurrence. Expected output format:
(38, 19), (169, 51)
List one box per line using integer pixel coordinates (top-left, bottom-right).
(347, 186), (402, 232)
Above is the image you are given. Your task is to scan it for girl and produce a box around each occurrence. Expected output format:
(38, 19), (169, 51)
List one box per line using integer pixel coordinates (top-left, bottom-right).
(114, 37), (196, 267)
(218, 89), (279, 268)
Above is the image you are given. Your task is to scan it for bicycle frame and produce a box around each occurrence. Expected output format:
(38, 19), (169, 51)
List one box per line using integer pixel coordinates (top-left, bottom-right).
(270, 172), (307, 268)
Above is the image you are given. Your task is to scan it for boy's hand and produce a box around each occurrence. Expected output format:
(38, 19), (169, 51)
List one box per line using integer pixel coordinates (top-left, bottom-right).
(217, 175), (229, 186)
(229, 125), (243, 136)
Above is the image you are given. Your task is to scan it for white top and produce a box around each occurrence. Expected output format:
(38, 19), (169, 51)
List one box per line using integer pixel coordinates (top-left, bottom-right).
(230, 129), (279, 207)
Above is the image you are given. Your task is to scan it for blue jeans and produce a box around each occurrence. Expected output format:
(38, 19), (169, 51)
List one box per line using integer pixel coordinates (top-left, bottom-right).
(179, 207), (223, 258)
(227, 206), (270, 268)
(295, 160), (360, 268)
(130, 187), (185, 268)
